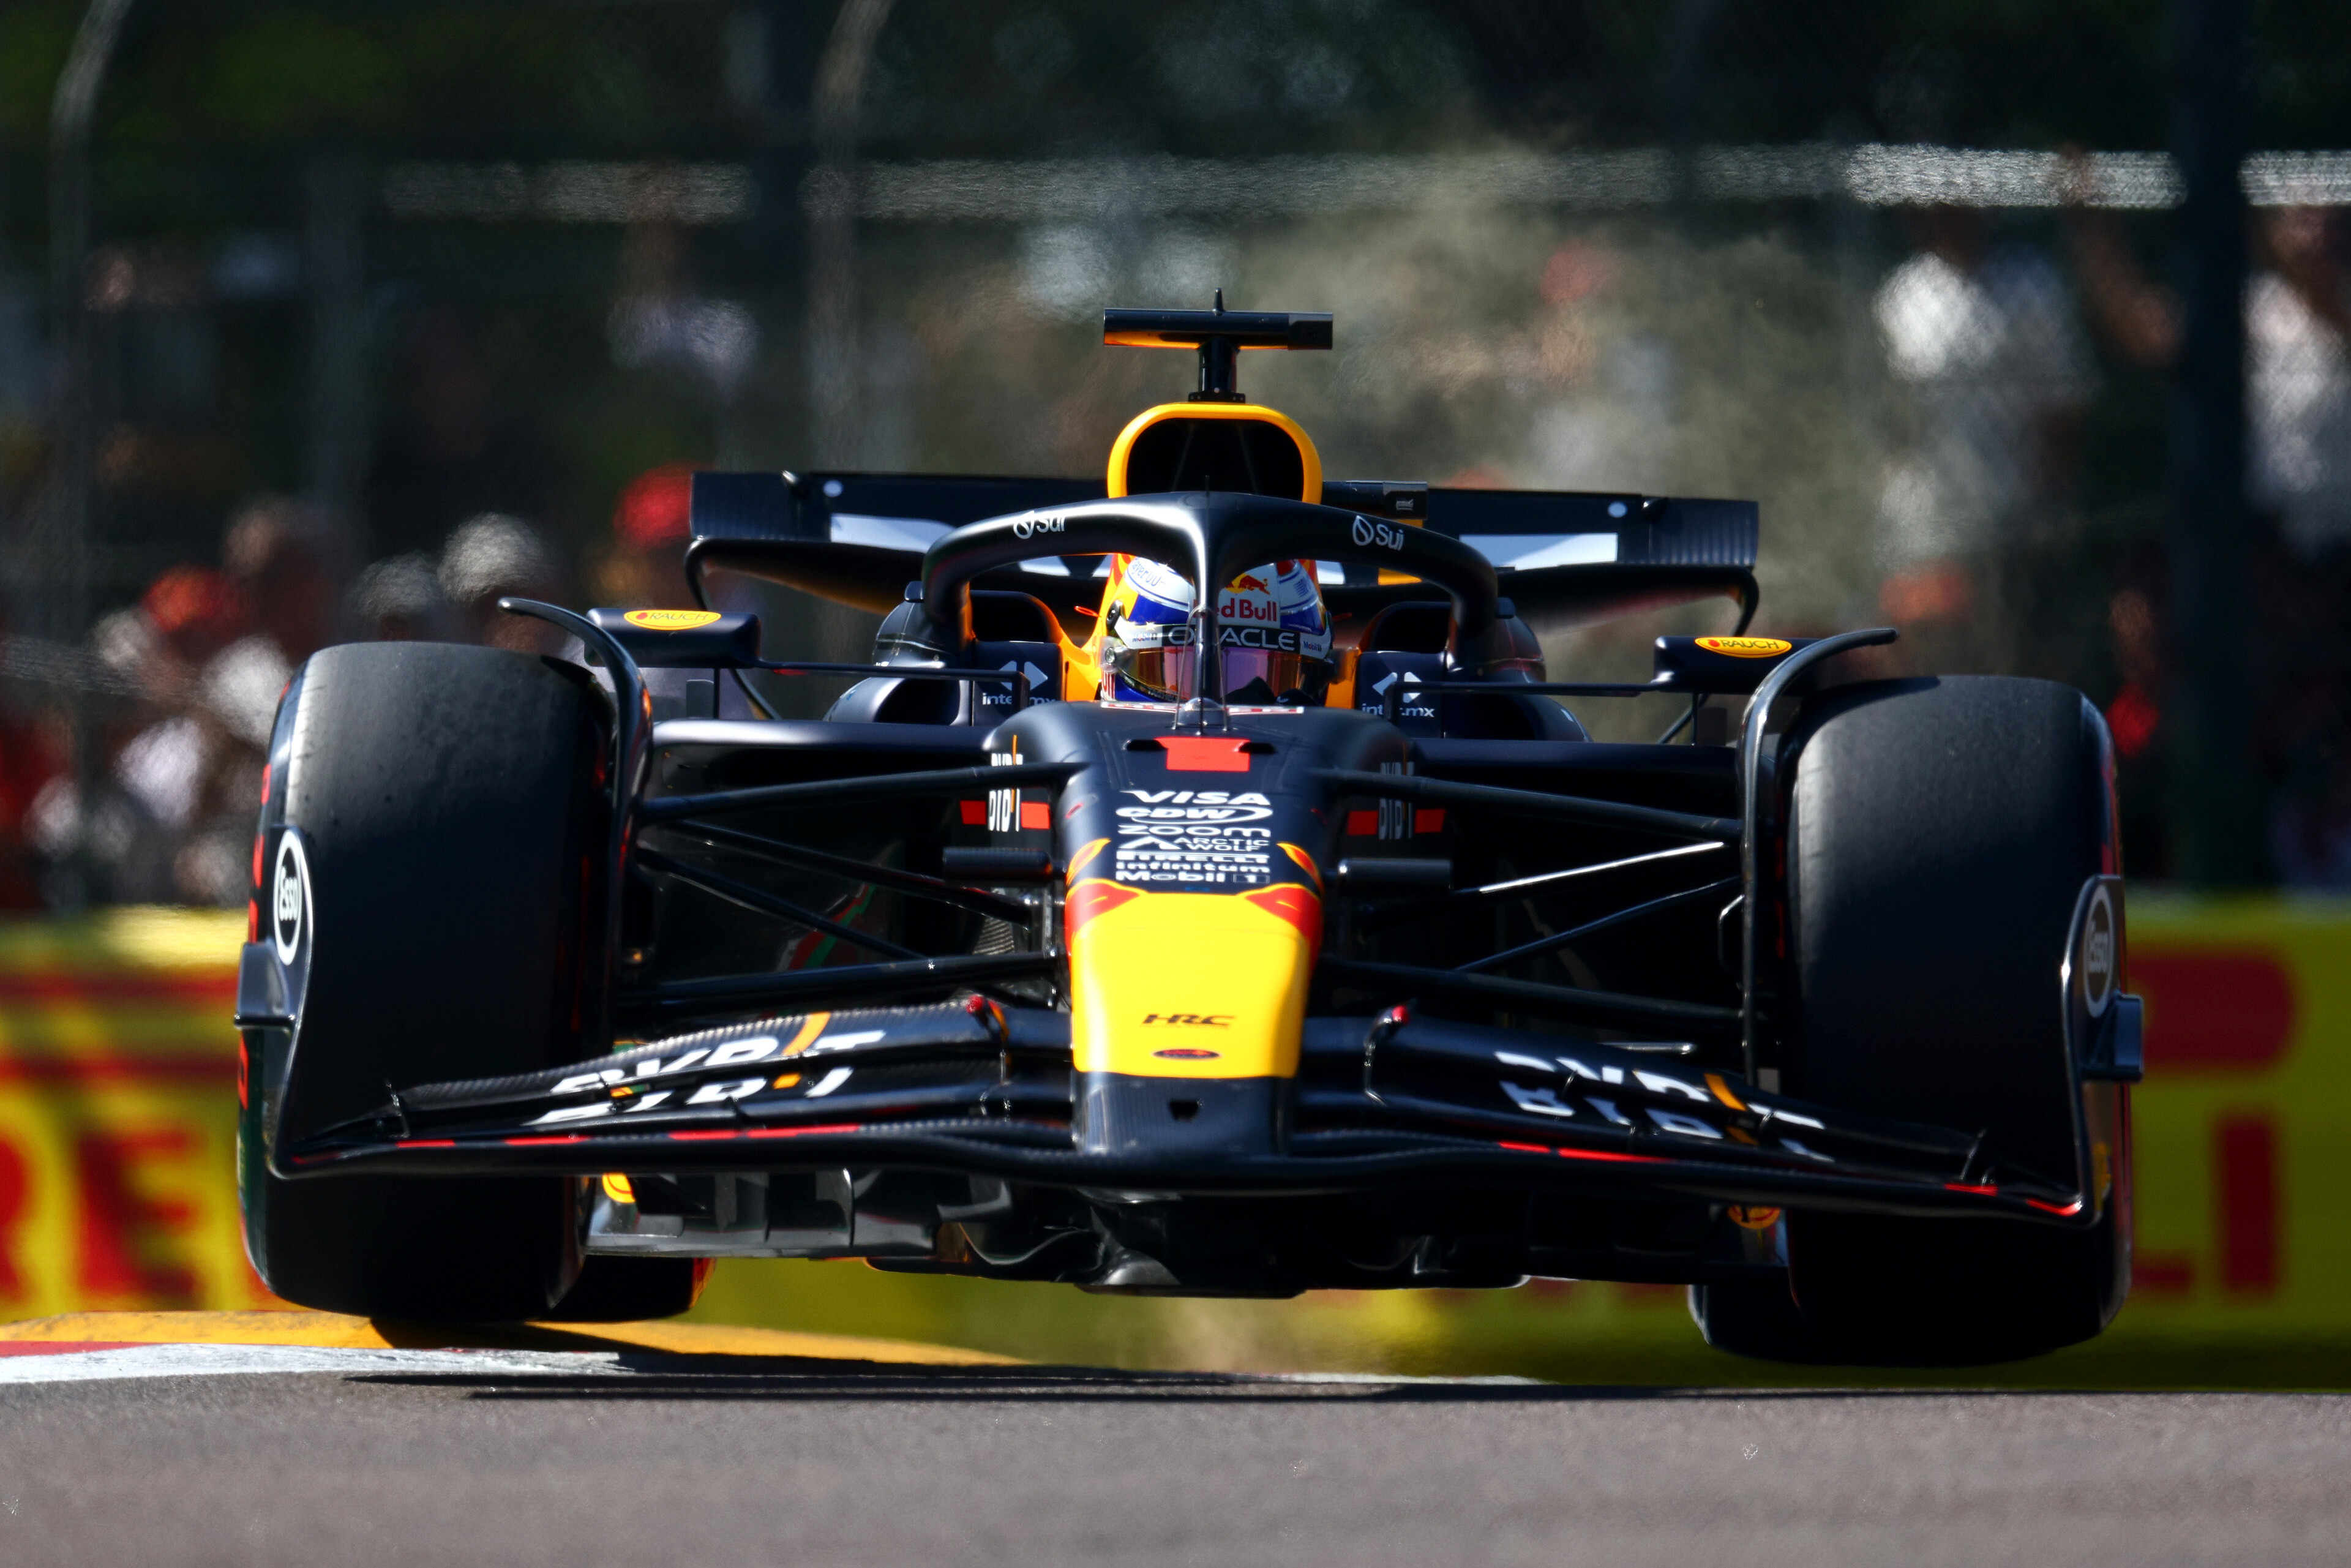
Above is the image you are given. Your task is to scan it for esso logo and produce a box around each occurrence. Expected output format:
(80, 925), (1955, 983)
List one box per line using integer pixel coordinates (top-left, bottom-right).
(271, 833), (310, 965)
(2080, 884), (2117, 1017)
(1351, 516), (1409, 550)
(1012, 514), (1065, 540)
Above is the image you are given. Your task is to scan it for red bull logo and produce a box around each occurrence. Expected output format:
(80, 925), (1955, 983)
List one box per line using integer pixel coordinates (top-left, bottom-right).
(1218, 590), (1280, 623)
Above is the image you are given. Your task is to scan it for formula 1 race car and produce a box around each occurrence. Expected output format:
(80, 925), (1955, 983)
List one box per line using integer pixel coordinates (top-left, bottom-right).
(236, 302), (2141, 1364)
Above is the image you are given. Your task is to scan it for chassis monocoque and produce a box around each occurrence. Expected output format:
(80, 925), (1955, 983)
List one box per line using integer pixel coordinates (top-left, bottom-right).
(238, 306), (2142, 1364)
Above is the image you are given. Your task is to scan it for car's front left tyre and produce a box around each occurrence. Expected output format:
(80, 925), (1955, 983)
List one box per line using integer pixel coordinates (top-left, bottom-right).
(1760, 675), (2128, 1365)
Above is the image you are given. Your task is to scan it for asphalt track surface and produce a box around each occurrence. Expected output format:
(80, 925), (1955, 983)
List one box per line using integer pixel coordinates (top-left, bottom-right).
(1, 1346), (2347, 1567)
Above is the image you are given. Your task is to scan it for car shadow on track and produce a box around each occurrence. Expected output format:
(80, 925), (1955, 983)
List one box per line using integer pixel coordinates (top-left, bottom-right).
(349, 1362), (2293, 1404)
(355, 1364), (1557, 1403)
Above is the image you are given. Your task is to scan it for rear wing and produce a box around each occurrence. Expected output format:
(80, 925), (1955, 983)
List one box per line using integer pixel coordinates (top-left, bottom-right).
(686, 471), (1758, 630)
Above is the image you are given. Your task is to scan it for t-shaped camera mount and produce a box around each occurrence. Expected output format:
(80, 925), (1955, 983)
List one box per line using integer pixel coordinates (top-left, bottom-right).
(1102, 290), (1333, 403)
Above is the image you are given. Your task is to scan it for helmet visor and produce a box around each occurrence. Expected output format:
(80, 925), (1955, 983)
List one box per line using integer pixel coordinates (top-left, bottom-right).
(1118, 643), (1316, 703)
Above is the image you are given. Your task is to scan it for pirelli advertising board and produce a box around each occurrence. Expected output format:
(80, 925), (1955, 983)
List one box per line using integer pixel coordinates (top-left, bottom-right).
(0, 912), (273, 1313)
(0, 900), (2346, 1356)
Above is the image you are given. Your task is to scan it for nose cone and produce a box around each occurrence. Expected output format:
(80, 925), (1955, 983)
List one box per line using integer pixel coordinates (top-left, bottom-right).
(1066, 880), (1321, 1157)
(1067, 882), (1319, 1079)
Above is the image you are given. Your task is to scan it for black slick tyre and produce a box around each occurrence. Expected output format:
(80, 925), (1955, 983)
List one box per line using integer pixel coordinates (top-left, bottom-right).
(539, 1256), (710, 1322)
(1689, 1278), (1824, 1362)
(1683, 1288), (1824, 1363)
(1765, 675), (2125, 1365)
(242, 641), (603, 1321)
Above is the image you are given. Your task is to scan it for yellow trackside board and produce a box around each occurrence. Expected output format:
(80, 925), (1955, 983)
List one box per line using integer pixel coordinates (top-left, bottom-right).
(1067, 885), (1318, 1079)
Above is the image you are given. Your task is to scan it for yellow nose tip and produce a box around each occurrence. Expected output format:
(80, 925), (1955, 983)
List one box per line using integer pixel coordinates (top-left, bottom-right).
(1067, 884), (1318, 1079)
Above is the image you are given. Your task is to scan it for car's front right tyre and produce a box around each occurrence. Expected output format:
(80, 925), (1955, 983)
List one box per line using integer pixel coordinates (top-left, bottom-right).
(240, 640), (603, 1321)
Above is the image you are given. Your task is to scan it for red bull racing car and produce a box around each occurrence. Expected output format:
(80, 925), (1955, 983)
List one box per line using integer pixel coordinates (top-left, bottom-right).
(236, 303), (2141, 1364)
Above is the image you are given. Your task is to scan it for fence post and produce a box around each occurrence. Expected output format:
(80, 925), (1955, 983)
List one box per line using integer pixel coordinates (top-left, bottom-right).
(2166, 0), (2265, 886)
(45, 0), (137, 909)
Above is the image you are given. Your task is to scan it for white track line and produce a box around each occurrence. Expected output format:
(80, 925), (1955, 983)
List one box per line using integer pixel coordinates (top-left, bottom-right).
(0, 1342), (1548, 1389)
(0, 1345), (624, 1386)
(1246, 1372), (1543, 1386)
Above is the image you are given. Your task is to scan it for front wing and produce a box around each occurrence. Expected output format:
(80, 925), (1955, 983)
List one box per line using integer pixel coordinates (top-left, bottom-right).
(275, 1002), (2089, 1226)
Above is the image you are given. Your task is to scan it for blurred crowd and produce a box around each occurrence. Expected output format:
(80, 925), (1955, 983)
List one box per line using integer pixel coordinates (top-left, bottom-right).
(6, 180), (2351, 906)
(0, 306), (699, 912)
(1863, 185), (2351, 887)
(0, 500), (553, 909)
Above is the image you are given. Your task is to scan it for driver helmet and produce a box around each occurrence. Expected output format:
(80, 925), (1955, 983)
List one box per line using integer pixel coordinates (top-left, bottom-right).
(1094, 555), (1333, 705)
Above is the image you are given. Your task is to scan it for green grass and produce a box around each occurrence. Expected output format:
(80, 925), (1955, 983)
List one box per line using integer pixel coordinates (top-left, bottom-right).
(688, 1261), (2351, 1390)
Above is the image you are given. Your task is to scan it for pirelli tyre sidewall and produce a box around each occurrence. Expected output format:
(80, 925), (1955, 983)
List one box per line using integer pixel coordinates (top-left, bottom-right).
(1766, 674), (2126, 1366)
(241, 640), (604, 1321)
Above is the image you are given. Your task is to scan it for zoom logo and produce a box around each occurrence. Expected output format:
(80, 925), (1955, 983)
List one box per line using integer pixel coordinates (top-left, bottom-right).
(1012, 514), (1064, 539)
(1352, 516), (1409, 550)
